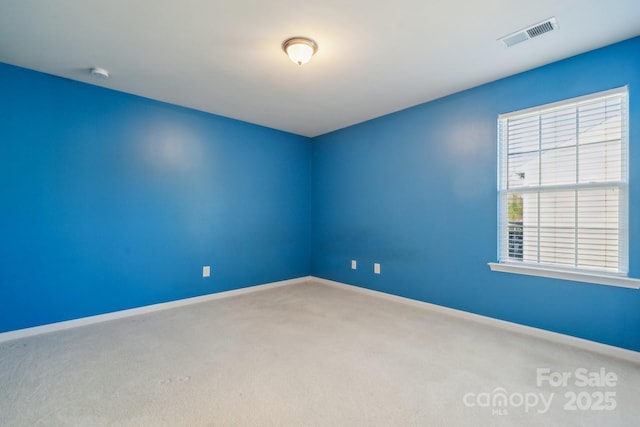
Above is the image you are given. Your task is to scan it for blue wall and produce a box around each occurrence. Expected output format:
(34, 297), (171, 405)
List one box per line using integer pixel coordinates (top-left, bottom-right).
(0, 63), (312, 333)
(312, 37), (640, 351)
(2, 37), (639, 352)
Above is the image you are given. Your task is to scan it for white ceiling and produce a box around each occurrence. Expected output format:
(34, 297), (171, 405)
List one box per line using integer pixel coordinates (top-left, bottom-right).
(1, 1), (639, 137)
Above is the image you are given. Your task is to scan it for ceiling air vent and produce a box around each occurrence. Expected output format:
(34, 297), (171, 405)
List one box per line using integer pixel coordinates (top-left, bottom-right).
(499, 17), (558, 47)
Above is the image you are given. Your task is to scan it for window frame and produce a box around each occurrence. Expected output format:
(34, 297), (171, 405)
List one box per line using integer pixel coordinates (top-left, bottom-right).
(488, 87), (640, 289)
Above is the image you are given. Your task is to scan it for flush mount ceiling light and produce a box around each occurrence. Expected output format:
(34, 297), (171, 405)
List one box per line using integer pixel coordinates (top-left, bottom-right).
(282, 37), (318, 65)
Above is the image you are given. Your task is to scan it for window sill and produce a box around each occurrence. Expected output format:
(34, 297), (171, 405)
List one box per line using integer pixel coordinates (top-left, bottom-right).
(488, 262), (640, 290)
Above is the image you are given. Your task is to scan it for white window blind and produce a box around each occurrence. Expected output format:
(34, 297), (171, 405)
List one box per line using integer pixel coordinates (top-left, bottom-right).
(498, 87), (628, 275)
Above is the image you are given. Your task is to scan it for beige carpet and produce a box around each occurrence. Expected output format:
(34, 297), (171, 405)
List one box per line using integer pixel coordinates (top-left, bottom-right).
(1, 280), (638, 426)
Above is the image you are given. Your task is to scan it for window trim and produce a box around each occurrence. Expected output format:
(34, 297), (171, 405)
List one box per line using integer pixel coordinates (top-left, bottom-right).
(492, 87), (635, 288)
(488, 262), (640, 289)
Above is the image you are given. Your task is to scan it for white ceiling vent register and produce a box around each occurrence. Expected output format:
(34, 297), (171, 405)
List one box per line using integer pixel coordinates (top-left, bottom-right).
(499, 17), (559, 47)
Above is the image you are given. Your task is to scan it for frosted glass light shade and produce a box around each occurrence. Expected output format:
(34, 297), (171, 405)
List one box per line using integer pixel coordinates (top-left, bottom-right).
(282, 37), (318, 65)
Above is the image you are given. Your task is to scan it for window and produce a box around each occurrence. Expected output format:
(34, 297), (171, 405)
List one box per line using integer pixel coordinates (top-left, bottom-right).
(494, 87), (630, 282)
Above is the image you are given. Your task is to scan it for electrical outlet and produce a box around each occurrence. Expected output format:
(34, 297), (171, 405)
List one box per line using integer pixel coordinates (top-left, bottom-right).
(202, 266), (211, 277)
(351, 260), (357, 269)
(374, 263), (380, 274)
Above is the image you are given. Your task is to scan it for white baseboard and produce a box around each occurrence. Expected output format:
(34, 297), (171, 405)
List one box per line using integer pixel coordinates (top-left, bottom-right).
(3, 275), (638, 364)
(0, 276), (312, 343)
(312, 277), (640, 365)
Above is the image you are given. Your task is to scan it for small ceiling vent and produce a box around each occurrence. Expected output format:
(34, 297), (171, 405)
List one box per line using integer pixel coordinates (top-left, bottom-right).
(499, 17), (558, 47)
